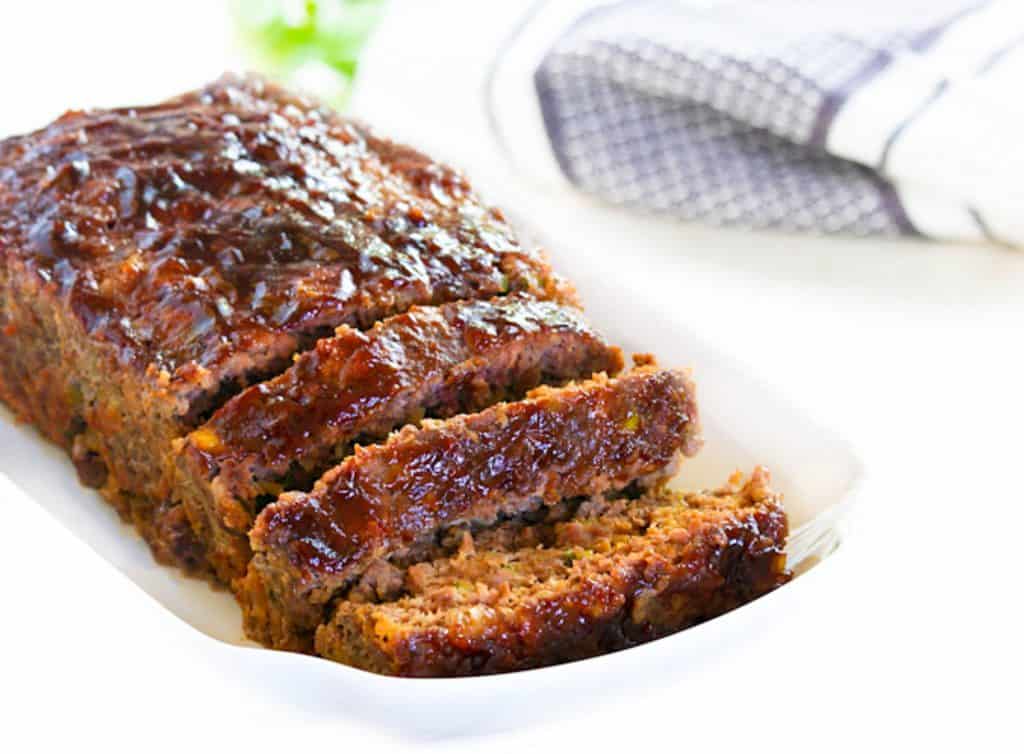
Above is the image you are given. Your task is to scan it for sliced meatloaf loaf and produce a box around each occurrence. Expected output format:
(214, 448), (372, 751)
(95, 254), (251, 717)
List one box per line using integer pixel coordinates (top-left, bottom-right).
(176, 294), (623, 583)
(241, 363), (702, 650)
(315, 468), (789, 676)
(0, 75), (792, 675)
(0, 74), (568, 574)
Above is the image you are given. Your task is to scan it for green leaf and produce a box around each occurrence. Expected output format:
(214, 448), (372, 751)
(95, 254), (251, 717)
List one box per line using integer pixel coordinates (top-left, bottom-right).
(233, 0), (387, 108)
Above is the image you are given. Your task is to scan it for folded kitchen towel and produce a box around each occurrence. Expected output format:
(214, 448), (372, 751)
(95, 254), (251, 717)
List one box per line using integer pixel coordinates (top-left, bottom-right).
(486, 0), (1024, 245)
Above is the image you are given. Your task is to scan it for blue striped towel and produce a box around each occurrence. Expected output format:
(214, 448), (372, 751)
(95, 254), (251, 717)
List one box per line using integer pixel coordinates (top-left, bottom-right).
(486, 0), (1024, 245)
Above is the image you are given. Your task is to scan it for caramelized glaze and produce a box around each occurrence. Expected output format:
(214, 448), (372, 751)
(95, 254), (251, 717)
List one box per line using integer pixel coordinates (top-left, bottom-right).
(0, 75), (561, 398)
(190, 293), (622, 482)
(254, 367), (701, 599)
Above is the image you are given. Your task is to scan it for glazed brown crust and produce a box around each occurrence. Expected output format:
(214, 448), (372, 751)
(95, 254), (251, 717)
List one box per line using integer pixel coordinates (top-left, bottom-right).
(0, 247), (212, 576)
(176, 294), (623, 583)
(243, 365), (702, 649)
(314, 468), (789, 677)
(0, 73), (569, 415)
(0, 76), (789, 677)
(0, 74), (570, 573)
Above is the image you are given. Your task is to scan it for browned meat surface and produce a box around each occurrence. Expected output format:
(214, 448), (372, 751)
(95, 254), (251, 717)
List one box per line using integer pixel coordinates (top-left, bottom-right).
(314, 468), (790, 676)
(0, 74), (569, 406)
(176, 293), (623, 582)
(0, 75), (791, 676)
(242, 364), (702, 650)
(0, 74), (568, 573)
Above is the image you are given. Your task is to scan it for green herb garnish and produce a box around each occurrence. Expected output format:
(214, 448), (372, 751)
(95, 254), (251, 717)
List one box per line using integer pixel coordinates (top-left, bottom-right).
(234, 0), (386, 107)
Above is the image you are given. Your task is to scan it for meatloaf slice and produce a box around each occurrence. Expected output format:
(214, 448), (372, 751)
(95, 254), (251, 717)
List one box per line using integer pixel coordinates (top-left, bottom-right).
(315, 468), (789, 676)
(0, 74), (568, 574)
(176, 294), (623, 583)
(241, 363), (702, 650)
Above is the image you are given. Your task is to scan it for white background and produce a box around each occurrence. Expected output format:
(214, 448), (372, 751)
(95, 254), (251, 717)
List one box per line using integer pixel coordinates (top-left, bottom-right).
(0, 1), (1021, 751)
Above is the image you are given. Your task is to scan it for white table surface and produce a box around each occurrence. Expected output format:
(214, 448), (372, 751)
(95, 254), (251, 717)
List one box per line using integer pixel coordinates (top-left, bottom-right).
(1, 1), (1020, 751)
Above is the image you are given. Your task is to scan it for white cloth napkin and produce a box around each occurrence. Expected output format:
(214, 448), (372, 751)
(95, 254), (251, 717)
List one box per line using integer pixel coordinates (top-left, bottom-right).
(487, 0), (1024, 245)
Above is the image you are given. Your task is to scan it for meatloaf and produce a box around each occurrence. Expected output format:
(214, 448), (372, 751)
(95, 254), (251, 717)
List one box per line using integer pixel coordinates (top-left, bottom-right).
(176, 293), (623, 583)
(314, 467), (789, 676)
(0, 75), (792, 676)
(0, 74), (568, 574)
(241, 364), (702, 651)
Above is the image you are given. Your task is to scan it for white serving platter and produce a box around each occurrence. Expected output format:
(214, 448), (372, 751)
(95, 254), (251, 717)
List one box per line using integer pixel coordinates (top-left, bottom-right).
(0, 233), (864, 738)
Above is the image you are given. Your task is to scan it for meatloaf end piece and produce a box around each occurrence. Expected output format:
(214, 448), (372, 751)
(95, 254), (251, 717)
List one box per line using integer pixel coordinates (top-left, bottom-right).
(241, 363), (702, 650)
(315, 468), (789, 676)
(0, 74), (568, 575)
(176, 294), (623, 583)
